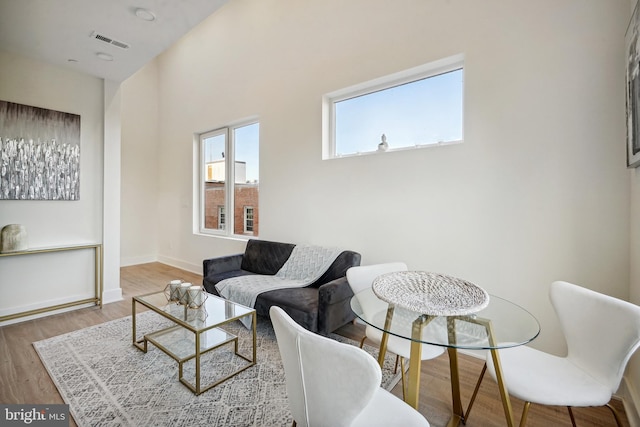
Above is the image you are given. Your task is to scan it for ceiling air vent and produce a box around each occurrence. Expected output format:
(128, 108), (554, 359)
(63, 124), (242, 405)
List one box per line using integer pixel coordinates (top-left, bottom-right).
(90, 31), (130, 49)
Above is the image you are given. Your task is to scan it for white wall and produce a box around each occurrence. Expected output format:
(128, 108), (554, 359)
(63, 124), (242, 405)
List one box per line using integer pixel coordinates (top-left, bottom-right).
(120, 63), (160, 266)
(122, 0), (632, 384)
(103, 80), (123, 304)
(630, 167), (640, 423)
(0, 50), (113, 321)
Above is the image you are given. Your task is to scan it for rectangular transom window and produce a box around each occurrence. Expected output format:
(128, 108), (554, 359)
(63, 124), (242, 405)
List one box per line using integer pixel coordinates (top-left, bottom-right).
(323, 54), (464, 159)
(198, 121), (259, 238)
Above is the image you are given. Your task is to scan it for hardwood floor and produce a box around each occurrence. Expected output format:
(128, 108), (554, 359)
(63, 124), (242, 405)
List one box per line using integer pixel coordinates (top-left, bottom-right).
(0, 262), (629, 426)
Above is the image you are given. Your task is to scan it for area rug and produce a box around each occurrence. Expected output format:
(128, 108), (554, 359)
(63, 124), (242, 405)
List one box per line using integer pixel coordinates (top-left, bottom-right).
(34, 311), (403, 427)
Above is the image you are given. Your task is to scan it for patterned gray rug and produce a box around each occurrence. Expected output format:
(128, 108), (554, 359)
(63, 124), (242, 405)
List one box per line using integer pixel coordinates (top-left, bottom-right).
(34, 311), (403, 427)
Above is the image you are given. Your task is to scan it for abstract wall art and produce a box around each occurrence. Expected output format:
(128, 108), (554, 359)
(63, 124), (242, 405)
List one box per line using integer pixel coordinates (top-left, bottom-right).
(626, 3), (640, 168)
(0, 101), (81, 200)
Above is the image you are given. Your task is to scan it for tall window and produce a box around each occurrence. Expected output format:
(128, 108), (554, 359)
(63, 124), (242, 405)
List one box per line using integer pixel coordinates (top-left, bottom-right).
(323, 54), (464, 159)
(199, 121), (259, 237)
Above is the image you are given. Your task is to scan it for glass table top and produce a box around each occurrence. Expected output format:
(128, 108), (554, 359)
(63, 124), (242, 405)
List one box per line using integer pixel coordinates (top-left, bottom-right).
(351, 288), (540, 350)
(134, 291), (255, 332)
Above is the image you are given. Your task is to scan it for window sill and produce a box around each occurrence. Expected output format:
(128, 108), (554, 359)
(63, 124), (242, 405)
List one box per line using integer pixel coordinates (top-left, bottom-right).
(325, 139), (463, 160)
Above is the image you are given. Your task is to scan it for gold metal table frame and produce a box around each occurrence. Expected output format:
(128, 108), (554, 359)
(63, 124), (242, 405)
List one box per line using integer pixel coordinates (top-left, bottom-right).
(0, 243), (103, 323)
(132, 291), (257, 395)
(353, 291), (540, 427)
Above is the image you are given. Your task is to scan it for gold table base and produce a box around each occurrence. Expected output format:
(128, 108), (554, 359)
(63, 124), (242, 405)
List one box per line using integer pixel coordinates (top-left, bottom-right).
(0, 243), (103, 322)
(378, 306), (516, 427)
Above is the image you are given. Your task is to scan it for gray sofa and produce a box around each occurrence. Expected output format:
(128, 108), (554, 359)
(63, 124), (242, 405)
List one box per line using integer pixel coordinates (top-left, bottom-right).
(203, 239), (361, 335)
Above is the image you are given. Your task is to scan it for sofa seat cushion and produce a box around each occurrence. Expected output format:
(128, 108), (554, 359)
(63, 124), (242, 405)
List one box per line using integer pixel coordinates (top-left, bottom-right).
(256, 287), (319, 332)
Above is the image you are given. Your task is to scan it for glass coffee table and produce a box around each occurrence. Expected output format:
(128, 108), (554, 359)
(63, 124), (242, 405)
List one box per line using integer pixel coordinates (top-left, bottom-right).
(132, 291), (256, 395)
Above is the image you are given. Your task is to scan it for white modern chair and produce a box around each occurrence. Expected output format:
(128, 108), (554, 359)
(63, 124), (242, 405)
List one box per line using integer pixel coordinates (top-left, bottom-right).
(484, 280), (640, 427)
(346, 263), (445, 400)
(270, 306), (429, 427)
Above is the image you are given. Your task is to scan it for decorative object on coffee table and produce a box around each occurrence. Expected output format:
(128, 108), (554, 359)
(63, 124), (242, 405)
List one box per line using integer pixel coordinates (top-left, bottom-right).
(187, 285), (207, 308)
(163, 281), (208, 308)
(164, 279), (183, 302)
(0, 224), (28, 253)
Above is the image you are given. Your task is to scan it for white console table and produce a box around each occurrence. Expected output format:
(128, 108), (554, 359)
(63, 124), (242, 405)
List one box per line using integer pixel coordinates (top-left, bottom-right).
(0, 243), (103, 322)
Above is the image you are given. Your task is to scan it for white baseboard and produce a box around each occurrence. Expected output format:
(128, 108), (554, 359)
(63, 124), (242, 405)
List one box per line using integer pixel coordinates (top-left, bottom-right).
(102, 287), (123, 305)
(156, 255), (201, 275)
(120, 254), (157, 267)
(121, 254), (201, 276)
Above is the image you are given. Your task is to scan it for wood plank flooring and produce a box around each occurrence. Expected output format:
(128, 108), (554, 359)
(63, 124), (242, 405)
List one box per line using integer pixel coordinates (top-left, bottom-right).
(0, 262), (629, 426)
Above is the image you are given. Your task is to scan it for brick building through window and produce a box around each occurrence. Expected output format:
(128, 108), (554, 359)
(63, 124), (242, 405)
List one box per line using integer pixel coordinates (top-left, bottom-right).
(204, 182), (259, 235)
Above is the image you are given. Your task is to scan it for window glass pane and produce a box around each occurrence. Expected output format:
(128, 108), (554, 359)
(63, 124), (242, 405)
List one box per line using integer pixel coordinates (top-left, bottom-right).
(204, 134), (226, 181)
(203, 133), (226, 231)
(218, 206), (225, 230)
(335, 68), (463, 156)
(233, 123), (259, 236)
(245, 206), (254, 232)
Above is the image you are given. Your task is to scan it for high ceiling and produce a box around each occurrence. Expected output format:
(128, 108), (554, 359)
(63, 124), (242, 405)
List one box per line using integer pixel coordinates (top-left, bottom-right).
(0, 0), (229, 82)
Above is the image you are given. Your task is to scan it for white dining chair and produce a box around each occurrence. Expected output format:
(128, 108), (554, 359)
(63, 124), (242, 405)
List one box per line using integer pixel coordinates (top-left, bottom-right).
(270, 306), (429, 427)
(346, 263), (445, 400)
(484, 280), (640, 427)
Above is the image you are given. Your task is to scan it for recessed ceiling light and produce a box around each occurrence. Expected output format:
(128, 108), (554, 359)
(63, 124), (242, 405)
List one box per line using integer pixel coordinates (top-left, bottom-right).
(96, 52), (114, 61)
(135, 8), (156, 21)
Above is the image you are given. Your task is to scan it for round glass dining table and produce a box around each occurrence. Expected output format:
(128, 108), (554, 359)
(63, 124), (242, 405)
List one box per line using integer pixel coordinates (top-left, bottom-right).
(350, 287), (540, 427)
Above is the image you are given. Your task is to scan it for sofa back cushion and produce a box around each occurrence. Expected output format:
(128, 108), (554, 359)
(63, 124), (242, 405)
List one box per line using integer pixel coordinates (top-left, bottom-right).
(241, 239), (296, 275)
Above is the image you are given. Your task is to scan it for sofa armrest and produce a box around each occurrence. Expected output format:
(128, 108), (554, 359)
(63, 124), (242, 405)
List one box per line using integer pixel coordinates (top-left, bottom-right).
(310, 250), (362, 288)
(203, 253), (243, 277)
(318, 276), (354, 306)
(317, 276), (356, 334)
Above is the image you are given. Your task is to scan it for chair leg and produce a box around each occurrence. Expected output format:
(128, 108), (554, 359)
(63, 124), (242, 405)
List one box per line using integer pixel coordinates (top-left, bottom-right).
(292, 421), (296, 427)
(519, 402), (531, 427)
(358, 336), (366, 348)
(394, 354), (400, 374)
(605, 403), (624, 427)
(463, 362), (486, 422)
(516, 401), (622, 427)
(400, 356), (407, 401)
(567, 406), (577, 427)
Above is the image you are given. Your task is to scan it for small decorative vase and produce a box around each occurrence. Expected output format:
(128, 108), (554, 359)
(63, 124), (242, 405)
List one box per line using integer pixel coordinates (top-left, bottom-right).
(164, 279), (183, 302)
(1, 224), (28, 253)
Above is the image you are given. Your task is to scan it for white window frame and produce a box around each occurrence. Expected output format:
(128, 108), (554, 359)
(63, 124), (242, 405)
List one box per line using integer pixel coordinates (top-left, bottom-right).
(322, 53), (464, 160)
(244, 206), (254, 233)
(197, 119), (258, 238)
(218, 205), (225, 230)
